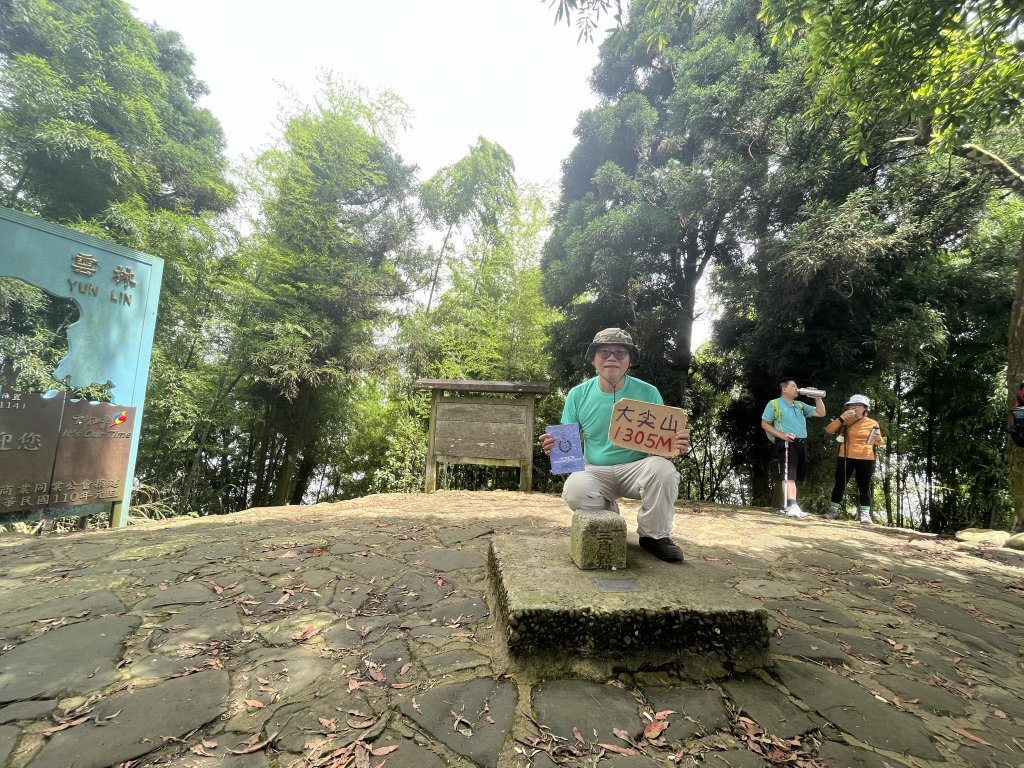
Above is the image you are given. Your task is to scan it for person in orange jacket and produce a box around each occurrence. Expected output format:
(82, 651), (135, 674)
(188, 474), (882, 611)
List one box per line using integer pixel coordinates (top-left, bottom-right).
(825, 394), (884, 524)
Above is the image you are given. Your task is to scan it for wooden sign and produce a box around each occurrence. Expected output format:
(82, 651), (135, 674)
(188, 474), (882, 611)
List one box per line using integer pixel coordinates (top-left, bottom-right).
(607, 398), (687, 457)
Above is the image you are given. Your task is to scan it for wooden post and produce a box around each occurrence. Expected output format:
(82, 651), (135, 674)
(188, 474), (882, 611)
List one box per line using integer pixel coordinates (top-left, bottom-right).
(424, 390), (441, 493)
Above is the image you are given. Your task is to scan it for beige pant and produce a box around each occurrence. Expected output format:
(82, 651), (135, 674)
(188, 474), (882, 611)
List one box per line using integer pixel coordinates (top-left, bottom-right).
(561, 456), (680, 539)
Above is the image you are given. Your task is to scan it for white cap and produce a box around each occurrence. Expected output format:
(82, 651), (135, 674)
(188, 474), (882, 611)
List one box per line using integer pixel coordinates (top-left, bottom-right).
(844, 394), (870, 411)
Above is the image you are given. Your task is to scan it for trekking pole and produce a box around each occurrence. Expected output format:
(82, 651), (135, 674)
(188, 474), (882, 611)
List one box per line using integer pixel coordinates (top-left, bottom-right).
(782, 438), (789, 511)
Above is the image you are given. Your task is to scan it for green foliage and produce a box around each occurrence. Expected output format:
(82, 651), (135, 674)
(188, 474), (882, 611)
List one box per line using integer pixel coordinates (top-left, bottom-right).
(758, 0), (1024, 158)
(0, 0), (235, 220)
(544, 0), (781, 405)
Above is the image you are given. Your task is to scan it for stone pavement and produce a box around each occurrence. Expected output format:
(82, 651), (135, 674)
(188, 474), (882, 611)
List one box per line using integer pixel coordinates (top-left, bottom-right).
(0, 491), (1022, 768)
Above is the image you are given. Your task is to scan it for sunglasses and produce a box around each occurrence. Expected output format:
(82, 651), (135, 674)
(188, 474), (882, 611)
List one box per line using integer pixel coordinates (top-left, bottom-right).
(596, 349), (629, 360)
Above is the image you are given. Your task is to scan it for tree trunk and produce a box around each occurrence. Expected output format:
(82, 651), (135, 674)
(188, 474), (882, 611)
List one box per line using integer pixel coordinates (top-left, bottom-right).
(1008, 234), (1024, 532)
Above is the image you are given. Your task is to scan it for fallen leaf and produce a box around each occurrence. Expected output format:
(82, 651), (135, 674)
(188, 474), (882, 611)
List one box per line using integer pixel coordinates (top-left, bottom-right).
(40, 716), (90, 737)
(347, 717), (377, 729)
(643, 721), (669, 740)
(654, 710), (676, 720)
(244, 700), (265, 709)
(572, 726), (584, 742)
(372, 745), (399, 756)
(319, 717), (337, 731)
(598, 743), (635, 756)
(950, 727), (991, 746)
(201, 740), (218, 749)
(400, 662), (412, 675)
(190, 745), (216, 757)
(297, 623), (320, 641)
(367, 666), (386, 682)
(994, 709), (1007, 719)
(227, 732), (279, 755)
(390, 682), (416, 689)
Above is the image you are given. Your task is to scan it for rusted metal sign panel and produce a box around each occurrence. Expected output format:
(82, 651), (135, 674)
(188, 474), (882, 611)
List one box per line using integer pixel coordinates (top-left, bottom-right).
(0, 392), (135, 513)
(0, 391), (63, 512)
(51, 399), (135, 507)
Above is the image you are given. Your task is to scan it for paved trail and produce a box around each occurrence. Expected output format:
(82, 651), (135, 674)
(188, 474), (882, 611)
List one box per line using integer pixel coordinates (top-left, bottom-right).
(0, 491), (1022, 767)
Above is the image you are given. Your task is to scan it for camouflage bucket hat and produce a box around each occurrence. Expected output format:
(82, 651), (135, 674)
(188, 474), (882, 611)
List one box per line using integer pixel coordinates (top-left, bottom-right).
(585, 327), (639, 364)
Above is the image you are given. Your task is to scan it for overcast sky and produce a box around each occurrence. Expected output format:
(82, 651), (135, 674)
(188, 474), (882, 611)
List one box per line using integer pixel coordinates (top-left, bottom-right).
(128, 1), (602, 189)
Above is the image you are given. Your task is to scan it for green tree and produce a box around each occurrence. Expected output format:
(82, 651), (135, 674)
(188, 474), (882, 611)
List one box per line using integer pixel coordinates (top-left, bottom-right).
(419, 137), (517, 314)
(231, 78), (421, 508)
(0, 0), (234, 221)
(543, 0), (786, 406)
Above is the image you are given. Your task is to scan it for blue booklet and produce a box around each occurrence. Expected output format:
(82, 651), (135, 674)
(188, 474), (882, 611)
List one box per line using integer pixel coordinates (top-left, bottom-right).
(546, 423), (585, 474)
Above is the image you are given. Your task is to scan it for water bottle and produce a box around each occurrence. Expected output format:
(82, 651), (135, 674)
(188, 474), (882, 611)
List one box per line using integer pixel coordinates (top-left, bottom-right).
(797, 387), (825, 398)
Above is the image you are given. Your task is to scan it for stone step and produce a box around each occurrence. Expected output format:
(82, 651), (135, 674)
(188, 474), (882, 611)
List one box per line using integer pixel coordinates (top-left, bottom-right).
(488, 535), (772, 678)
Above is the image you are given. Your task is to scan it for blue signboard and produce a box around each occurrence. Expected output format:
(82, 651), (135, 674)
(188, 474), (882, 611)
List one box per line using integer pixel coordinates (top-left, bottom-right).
(0, 206), (163, 527)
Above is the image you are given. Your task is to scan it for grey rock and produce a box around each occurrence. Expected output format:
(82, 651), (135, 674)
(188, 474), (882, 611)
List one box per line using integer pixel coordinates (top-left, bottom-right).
(419, 649), (489, 676)
(765, 600), (856, 629)
(148, 601), (242, 649)
(385, 571), (453, 612)
(0, 590), (124, 630)
(701, 750), (769, 767)
(410, 547), (486, 572)
(367, 730), (447, 768)
(323, 615), (399, 650)
(721, 677), (816, 739)
(815, 740), (889, 767)
(438, 524), (494, 547)
(533, 679), (641, 743)
(0, 615), (139, 704)
(643, 685), (729, 741)
(336, 552), (404, 580)
(735, 579), (801, 599)
(399, 678), (516, 768)
(0, 699), (56, 724)
(570, 510), (627, 570)
(771, 627), (847, 663)
(791, 550), (856, 572)
(906, 595), (1018, 654)
(873, 673), (970, 715)
(955, 528), (1011, 545)
(423, 595), (489, 625)
(28, 670), (229, 768)
(0, 725), (18, 767)
(135, 580), (219, 609)
(774, 659), (942, 759)
(327, 578), (371, 614)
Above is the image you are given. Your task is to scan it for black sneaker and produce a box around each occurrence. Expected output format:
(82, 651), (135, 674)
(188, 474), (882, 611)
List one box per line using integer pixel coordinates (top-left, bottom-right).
(639, 536), (684, 563)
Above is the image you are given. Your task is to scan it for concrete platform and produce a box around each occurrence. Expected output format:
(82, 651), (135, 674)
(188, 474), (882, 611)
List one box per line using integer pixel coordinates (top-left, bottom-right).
(488, 534), (772, 678)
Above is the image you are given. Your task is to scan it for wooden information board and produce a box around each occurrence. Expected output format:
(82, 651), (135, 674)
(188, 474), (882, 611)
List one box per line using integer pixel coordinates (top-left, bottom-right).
(607, 398), (687, 458)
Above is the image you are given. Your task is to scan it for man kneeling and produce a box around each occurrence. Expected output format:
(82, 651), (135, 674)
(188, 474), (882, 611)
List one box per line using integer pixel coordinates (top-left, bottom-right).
(539, 328), (691, 562)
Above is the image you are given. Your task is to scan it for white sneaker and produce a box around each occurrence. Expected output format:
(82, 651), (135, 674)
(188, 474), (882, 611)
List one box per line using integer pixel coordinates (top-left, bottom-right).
(859, 511), (873, 525)
(784, 504), (808, 519)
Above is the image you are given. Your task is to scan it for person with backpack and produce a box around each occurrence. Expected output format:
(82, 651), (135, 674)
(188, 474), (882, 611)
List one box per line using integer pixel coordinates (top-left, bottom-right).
(760, 379), (826, 518)
(824, 394), (884, 524)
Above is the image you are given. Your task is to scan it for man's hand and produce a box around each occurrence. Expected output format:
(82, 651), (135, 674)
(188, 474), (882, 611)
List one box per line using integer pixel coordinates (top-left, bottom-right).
(539, 432), (556, 456)
(781, 432), (796, 442)
(674, 428), (691, 457)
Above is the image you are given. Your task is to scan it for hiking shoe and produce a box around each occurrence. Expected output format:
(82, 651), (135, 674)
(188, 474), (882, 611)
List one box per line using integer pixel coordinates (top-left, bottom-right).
(859, 511), (873, 525)
(783, 504), (808, 519)
(639, 536), (685, 563)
